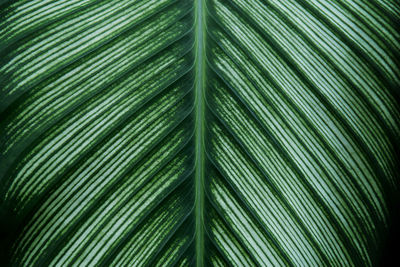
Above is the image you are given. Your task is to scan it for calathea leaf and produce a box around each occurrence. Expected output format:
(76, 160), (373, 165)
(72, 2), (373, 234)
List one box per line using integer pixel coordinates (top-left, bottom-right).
(0, 0), (399, 266)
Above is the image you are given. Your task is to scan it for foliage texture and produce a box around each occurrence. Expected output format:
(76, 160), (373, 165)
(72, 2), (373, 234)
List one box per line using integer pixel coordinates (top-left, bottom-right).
(0, 0), (399, 266)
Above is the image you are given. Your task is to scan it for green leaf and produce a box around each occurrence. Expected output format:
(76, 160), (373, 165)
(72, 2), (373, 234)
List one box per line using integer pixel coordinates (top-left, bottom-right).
(1, 0), (399, 266)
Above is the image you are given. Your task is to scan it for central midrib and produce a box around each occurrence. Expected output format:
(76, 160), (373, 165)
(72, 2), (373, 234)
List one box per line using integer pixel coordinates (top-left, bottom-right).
(194, 0), (206, 266)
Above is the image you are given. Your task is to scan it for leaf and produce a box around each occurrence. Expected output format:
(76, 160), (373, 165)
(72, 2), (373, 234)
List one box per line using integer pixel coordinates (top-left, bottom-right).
(0, 0), (399, 266)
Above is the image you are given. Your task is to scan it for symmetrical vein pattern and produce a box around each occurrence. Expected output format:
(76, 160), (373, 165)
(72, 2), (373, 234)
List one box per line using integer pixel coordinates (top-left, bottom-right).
(0, 0), (399, 266)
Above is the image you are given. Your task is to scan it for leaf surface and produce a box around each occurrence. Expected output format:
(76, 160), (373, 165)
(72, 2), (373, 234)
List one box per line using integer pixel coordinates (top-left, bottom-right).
(0, 0), (399, 266)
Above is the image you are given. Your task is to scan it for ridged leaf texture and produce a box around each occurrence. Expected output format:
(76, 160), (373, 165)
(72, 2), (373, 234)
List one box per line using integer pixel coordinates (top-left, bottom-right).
(0, 0), (399, 266)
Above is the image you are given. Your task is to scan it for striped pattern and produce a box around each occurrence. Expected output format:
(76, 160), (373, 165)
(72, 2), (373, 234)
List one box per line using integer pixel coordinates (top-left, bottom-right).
(0, 0), (399, 266)
(1, 0), (195, 265)
(205, 0), (399, 265)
